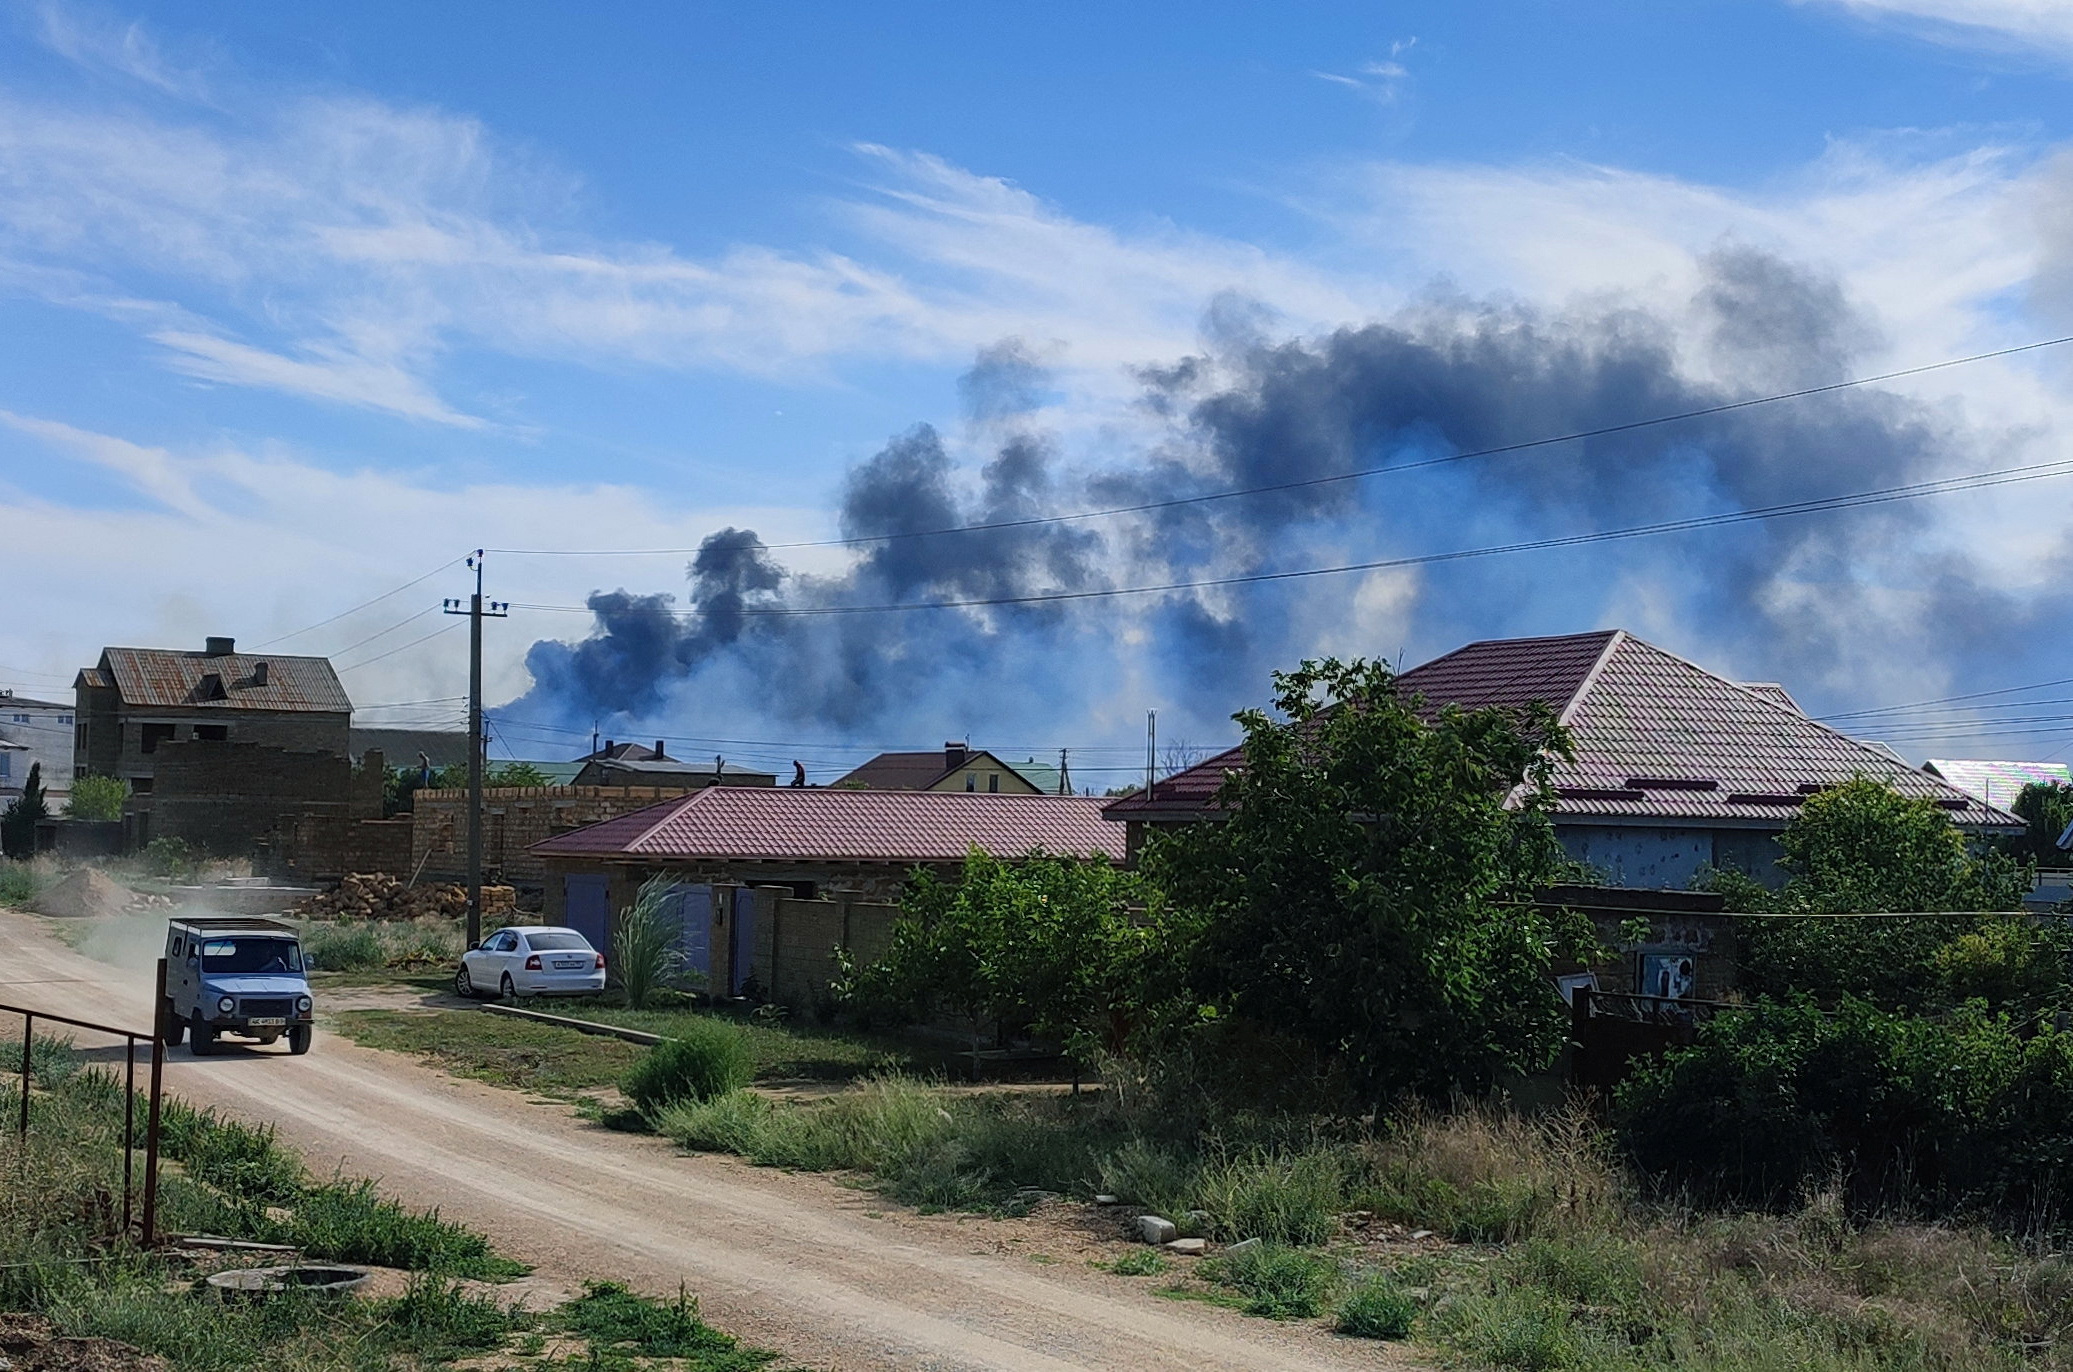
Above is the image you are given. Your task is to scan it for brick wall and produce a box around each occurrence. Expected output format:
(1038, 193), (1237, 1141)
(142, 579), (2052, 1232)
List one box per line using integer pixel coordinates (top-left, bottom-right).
(750, 893), (901, 1012)
(412, 786), (695, 888)
(148, 740), (353, 856)
(282, 815), (414, 882)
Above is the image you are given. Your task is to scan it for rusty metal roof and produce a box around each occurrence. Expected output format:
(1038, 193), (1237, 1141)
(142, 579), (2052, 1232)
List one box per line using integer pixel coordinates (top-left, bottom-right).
(533, 788), (1128, 864)
(92, 647), (352, 713)
(1104, 630), (2017, 831)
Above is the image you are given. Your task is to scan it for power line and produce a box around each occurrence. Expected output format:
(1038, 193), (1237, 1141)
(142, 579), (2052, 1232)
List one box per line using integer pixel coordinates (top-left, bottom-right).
(508, 457), (2073, 621)
(1819, 675), (2073, 722)
(322, 606), (439, 663)
(251, 557), (466, 650)
(485, 332), (2073, 560)
(336, 621), (463, 674)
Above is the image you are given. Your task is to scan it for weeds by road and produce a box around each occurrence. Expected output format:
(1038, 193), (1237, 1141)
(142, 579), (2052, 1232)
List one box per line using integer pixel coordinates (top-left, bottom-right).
(0, 1035), (794, 1372)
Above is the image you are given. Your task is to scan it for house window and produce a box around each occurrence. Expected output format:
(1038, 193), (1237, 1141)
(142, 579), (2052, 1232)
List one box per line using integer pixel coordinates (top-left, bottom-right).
(58, 716), (71, 726)
(10, 714), (25, 724)
(196, 725), (228, 742)
(140, 723), (176, 754)
(131, 776), (153, 794)
(988, 773), (1000, 793)
(965, 772), (977, 791)
(0, 754), (10, 779)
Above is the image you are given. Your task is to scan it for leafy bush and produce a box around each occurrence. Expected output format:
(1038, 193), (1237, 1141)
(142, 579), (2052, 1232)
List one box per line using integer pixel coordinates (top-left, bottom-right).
(1336, 1276), (1416, 1339)
(300, 922), (384, 972)
(1202, 1243), (1340, 1319)
(139, 836), (193, 879)
(624, 1021), (754, 1114)
(0, 862), (38, 907)
(62, 774), (126, 823)
(1194, 1149), (1346, 1245)
(1618, 996), (2073, 1217)
(614, 875), (689, 1009)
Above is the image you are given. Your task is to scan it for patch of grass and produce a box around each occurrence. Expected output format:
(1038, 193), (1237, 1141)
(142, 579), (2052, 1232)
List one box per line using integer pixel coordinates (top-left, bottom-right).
(300, 922), (385, 972)
(624, 1021), (754, 1114)
(556, 1280), (776, 1369)
(1430, 1286), (1585, 1371)
(1194, 1149), (1345, 1245)
(158, 1098), (304, 1203)
(1103, 1248), (1169, 1276)
(297, 918), (464, 972)
(273, 1178), (526, 1279)
(380, 1273), (525, 1358)
(579, 1001), (931, 1083)
(0, 1032), (82, 1087)
(1199, 1243), (1341, 1320)
(1336, 1275), (1417, 1339)
(333, 1008), (642, 1095)
(0, 860), (44, 907)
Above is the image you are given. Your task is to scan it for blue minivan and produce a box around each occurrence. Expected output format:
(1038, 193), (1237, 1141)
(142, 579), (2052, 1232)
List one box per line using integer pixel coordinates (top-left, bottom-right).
(162, 917), (314, 1056)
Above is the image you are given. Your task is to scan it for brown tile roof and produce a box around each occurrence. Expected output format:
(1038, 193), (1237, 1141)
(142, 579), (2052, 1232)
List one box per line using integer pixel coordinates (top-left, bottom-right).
(90, 647), (351, 713)
(532, 787), (1127, 863)
(1102, 630), (2016, 830)
(830, 748), (1034, 791)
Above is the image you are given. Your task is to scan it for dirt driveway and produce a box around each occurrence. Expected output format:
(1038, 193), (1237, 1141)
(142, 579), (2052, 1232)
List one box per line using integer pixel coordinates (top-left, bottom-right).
(0, 911), (1419, 1372)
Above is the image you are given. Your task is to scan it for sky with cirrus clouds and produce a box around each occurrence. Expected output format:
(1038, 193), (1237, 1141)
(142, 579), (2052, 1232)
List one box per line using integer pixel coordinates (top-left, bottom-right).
(7, 2), (2073, 779)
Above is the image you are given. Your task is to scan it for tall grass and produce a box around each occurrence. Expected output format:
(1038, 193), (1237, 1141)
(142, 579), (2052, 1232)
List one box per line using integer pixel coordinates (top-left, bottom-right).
(614, 875), (689, 1009)
(298, 917), (462, 972)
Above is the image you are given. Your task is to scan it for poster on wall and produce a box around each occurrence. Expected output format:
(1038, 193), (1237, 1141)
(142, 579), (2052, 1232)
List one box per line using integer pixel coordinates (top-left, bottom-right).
(1641, 954), (1695, 1000)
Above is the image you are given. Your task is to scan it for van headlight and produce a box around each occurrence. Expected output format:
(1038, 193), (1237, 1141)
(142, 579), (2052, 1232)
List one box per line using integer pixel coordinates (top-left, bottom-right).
(217, 995), (235, 1016)
(295, 995), (313, 1014)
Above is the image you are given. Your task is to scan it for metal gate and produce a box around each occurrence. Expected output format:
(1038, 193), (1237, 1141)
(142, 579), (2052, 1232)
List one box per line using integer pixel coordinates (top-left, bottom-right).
(563, 874), (609, 952)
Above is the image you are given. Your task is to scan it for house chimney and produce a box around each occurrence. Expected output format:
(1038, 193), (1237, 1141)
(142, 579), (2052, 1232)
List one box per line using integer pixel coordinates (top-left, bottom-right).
(944, 741), (968, 771)
(655, 739), (667, 760)
(250, 661), (269, 686)
(204, 636), (235, 656)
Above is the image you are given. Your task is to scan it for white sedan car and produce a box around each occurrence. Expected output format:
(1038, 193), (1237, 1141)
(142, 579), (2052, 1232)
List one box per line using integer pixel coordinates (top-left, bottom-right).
(455, 925), (607, 1000)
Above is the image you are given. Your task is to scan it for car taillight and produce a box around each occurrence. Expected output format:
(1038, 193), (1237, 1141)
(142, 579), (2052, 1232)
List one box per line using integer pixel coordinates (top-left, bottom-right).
(524, 954), (542, 970)
(595, 953), (606, 969)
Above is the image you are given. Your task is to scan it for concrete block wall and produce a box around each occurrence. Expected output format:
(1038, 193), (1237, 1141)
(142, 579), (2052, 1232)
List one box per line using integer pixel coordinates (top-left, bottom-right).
(750, 894), (900, 1012)
(411, 786), (693, 887)
(282, 815), (414, 882)
(148, 740), (353, 855)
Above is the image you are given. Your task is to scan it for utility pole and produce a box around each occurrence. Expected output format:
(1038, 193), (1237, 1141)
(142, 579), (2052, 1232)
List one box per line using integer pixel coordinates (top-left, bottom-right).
(1146, 710), (1157, 801)
(444, 551), (508, 950)
(1057, 747), (1070, 796)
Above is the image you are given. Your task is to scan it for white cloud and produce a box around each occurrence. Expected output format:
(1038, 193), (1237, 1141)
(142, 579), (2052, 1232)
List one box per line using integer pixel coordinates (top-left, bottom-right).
(1802, 0), (2073, 56)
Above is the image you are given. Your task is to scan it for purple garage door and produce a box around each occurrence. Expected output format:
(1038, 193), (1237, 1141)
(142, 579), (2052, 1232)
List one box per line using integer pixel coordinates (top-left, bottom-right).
(563, 874), (609, 952)
(664, 883), (713, 985)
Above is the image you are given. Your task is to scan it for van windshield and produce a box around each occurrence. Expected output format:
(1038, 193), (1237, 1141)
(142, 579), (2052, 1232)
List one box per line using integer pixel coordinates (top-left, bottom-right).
(199, 938), (302, 975)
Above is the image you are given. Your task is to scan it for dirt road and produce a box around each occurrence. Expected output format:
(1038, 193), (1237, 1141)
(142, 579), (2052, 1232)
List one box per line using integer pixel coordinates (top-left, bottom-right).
(0, 911), (1415, 1372)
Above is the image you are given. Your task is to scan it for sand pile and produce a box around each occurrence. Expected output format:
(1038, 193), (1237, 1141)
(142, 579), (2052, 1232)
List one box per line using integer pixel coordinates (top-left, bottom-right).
(31, 868), (133, 920)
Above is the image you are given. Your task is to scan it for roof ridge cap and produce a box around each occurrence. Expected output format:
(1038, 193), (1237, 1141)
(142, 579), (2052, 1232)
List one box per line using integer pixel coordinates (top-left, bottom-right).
(1555, 629), (1626, 727)
(628, 788), (712, 848)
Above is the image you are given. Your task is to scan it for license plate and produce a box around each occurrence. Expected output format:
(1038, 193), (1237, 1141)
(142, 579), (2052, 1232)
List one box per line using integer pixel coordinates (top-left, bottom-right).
(248, 1017), (286, 1028)
(553, 960), (586, 970)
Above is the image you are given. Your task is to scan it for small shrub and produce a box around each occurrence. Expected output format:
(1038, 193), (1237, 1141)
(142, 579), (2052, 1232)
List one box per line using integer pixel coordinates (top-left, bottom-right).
(300, 923), (384, 973)
(558, 1280), (772, 1367)
(1195, 1149), (1345, 1245)
(1105, 1249), (1168, 1277)
(1431, 1287), (1582, 1371)
(380, 1273), (521, 1357)
(63, 775), (126, 823)
(624, 1021), (755, 1114)
(1097, 1138), (1198, 1218)
(1336, 1276), (1416, 1339)
(0, 862), (41, 907)
(1204, 1243), (1339, 1320)
(0, 1034), (81, 1088)
(139, 836), (193, 879)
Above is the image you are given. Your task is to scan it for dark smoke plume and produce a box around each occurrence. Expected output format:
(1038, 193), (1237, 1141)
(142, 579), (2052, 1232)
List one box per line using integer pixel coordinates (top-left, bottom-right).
(506, 246), (2036, 761)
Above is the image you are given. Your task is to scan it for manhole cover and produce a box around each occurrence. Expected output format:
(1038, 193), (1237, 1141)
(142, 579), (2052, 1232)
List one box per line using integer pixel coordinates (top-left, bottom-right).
(204, 1265), (370, 1300)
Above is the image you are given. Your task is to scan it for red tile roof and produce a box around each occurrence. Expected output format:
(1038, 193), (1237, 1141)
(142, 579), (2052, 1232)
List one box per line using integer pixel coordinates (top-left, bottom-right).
(532, 787), (1128, 863)
(1103, 630), (2016, 830)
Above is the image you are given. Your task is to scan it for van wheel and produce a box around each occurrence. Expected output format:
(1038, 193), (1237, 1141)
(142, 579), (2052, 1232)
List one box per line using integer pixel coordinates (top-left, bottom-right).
(287, 1025), (312, 1056)
(161, 1005), (185, 1048)
(189, 1021), (217, 1057)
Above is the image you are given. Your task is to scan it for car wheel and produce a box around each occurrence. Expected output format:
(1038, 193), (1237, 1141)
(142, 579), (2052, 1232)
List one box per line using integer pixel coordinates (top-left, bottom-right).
(287, 1025), (312, 1056)
(454, 964), (475, 999)
(500, 973), (516, 1002)
(161, 1004), (185, 1048)
(189, 1019), (217, 1057)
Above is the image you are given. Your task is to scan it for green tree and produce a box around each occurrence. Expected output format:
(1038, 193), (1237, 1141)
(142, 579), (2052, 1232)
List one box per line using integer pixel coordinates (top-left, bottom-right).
(0, 762), (48, 858)
(1725, 779), (2040, 1011)
(1145, 657), (1591, 1106)
(63, 773), (126, 822)
(844, 849), (1182, 1061)
(2003, 780), (2073, 868)
(485, 761), (550, 787)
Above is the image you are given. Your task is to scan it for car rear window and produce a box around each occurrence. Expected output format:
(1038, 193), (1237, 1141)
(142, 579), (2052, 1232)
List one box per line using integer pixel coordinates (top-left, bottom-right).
(524, 932), (590, 951)
(199, 938), (302, 974)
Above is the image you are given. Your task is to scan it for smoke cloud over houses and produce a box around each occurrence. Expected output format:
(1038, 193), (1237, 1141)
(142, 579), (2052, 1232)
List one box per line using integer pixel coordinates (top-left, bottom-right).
(507, 247), (2048, 756)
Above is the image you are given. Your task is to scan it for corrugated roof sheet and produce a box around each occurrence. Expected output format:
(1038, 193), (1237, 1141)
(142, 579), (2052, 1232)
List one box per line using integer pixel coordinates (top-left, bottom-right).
(533, 788), (1128, 863)
(95, 647), (351, 713)
(1924, 760), (2073, 807)
(1103, 630), (2016, 830)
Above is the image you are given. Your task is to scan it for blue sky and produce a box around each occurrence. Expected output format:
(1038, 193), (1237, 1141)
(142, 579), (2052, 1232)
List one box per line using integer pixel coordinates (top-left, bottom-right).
(7, 0), (2073, 777)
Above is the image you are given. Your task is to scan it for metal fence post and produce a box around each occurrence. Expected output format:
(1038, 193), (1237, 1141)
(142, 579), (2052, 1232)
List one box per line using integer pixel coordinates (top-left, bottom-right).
(17, 1012), (30, 1140)
(141, 1035), (163, 1247)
